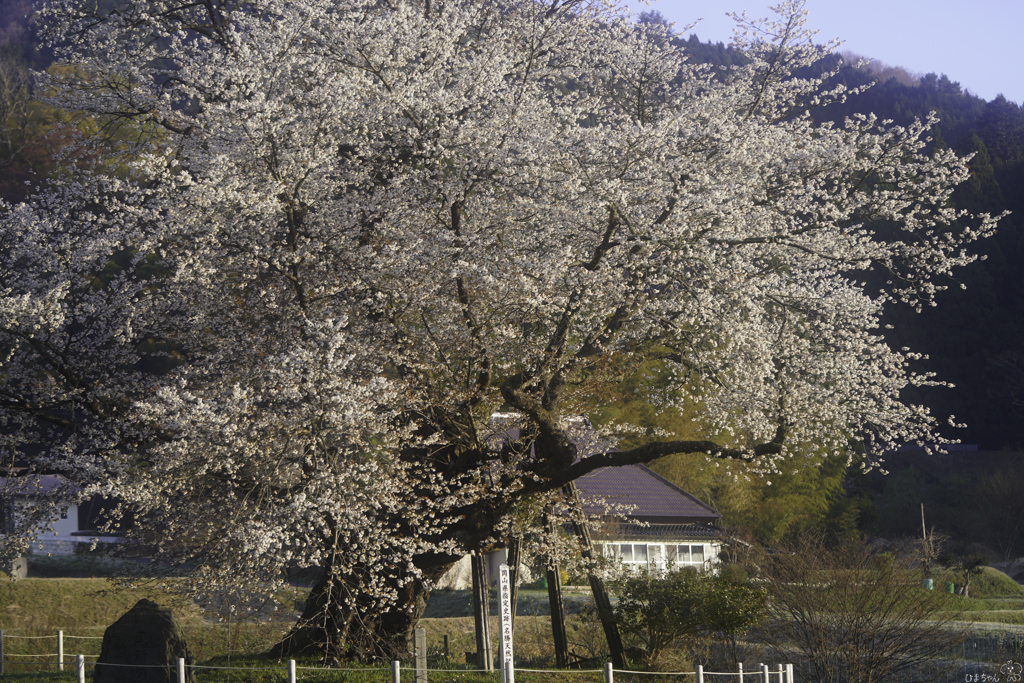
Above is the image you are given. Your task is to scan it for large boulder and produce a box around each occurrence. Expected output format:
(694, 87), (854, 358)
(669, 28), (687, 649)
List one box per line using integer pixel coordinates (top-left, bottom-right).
(94, 599), (196, 683)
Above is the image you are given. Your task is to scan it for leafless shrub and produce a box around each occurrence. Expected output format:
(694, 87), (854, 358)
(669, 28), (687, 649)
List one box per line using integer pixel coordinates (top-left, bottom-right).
(0, 53), (33, 166)
(748, 536), (967, 683)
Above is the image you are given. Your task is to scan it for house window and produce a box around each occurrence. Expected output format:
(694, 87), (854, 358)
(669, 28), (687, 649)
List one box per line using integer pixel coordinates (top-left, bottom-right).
(602, 543), (710, 572)
(602, 543), (667, 572)
(666, 544), (706, 570)
(617, 543), (648, 565)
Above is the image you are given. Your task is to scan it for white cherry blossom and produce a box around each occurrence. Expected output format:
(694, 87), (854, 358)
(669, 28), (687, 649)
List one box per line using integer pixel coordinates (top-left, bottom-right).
(1, 0), (997, 659)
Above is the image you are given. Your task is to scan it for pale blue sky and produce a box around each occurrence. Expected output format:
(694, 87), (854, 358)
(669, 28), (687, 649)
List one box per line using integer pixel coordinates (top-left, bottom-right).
(626, 0), (1024, 105)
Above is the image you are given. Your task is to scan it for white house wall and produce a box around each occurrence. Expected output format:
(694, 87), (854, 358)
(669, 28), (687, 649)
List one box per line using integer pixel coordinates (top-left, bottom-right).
(22, 503), (121, 556)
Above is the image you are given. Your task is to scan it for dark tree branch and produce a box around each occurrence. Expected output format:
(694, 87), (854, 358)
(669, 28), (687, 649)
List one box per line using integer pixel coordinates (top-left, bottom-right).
(520, 424), (787, 495)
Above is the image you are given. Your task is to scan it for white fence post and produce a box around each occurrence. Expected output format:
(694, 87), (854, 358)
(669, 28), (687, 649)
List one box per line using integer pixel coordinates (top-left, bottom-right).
(289, 659), (296, 683)
(738, 662), (744, 682)
(604, 661), (613, 683)
(696, 663), (704, 683)
(787, 663), (794, 682)
(177, 656), (186, 683)
(77, 654), (85, 683)
(392, 659), (401, 683)
(776, 664), (783, 682)
(761, 663), (768, 682)
(58, 629), (64, 671)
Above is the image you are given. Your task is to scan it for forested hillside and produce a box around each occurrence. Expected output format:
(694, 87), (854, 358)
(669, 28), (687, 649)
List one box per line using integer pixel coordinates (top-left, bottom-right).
(811, 56), (1024, 453)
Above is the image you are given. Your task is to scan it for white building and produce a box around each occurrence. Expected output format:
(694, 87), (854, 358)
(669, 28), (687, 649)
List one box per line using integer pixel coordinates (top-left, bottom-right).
(1, 475), (124, 556)
(578, 463), (722, 573)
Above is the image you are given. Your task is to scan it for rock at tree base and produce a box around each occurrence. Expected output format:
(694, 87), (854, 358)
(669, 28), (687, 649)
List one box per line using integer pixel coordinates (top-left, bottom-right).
(94, 598), (196, 683)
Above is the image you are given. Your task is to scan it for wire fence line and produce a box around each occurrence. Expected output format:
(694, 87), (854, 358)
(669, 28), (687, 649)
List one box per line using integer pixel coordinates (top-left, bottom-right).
(1, 629), (797, 682)
(66, 658), (795, 683)
(2, 640), (796, 683)
(0, 628), (99, 674)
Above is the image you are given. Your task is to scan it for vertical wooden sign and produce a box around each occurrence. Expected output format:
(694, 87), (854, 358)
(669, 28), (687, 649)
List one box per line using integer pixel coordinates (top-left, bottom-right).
(498, 564), (514, 683)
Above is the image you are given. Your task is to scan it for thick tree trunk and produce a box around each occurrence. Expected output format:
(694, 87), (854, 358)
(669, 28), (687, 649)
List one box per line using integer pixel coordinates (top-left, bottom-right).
(270, 556), (450, 663)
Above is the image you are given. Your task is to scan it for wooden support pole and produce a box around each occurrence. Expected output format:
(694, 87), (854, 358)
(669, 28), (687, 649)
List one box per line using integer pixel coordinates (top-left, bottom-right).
(471, 551), (493, 670)
(545, 561), (569, 668)
(507, 537), (522, 634)
(563, 482), (626, 669)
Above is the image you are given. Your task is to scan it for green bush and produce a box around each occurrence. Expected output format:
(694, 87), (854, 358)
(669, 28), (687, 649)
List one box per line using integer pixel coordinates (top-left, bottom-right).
(611, 568), (767, 667)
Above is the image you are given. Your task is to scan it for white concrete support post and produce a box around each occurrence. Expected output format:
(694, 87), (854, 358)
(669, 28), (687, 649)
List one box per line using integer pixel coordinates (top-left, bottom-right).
(776, 664), (783, 682)
(787, 663), (795, 682)
(392, 659), (402, 683)
(696, 664), (704, 683)
(738, 662), (744, 682)
(58, 630), (64, 671)
(76, 655), (85, 683)
(604, 662), (613, 683)
(504, 658), (514, 683)
(415, 627), (427, 683)
(177, 656), (186, 683)
(288, 659), (296, 683)
(761, 663), (768, 682)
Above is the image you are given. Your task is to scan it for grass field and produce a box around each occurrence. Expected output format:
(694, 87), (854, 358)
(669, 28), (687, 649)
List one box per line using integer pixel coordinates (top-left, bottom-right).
(0, 614), (606, 683)
(0, 574), (606, 680)
(2, 557), (1023, 681)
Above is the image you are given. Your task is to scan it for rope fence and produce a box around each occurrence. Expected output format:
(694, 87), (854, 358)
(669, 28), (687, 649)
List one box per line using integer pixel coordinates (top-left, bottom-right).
(2, 630), (795, 682)
(71, 659), (795, 683)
